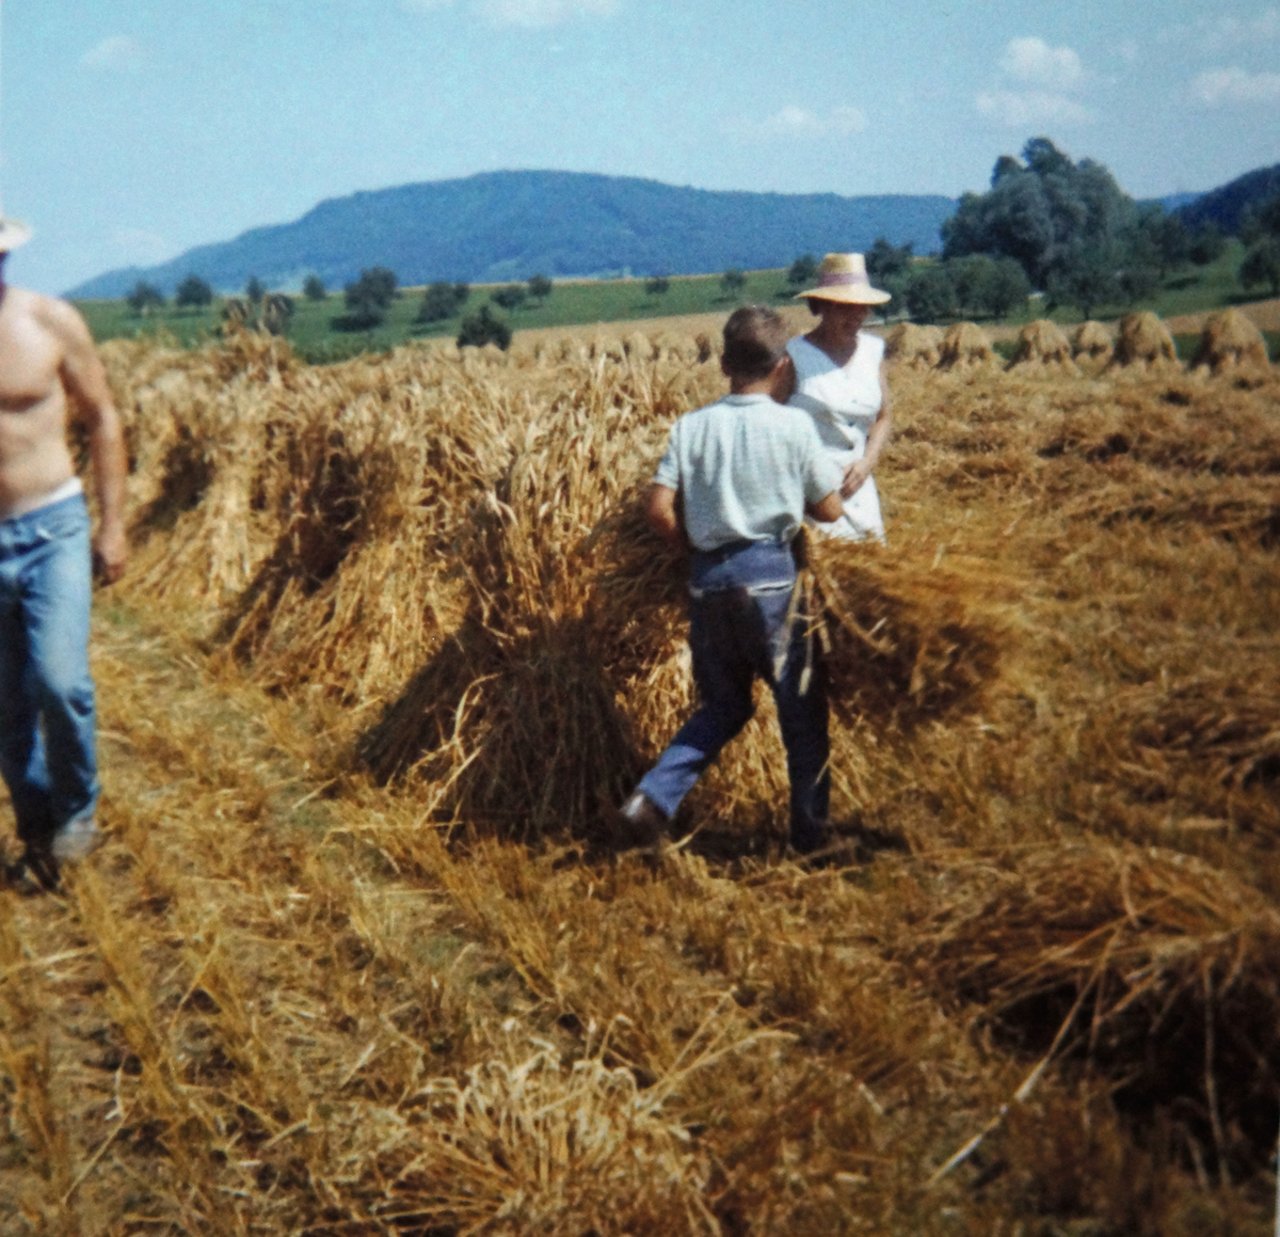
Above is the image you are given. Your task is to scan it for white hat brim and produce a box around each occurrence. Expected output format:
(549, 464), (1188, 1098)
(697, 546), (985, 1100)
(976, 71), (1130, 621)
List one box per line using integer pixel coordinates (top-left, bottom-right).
(0, 220), (33, 252)
(795, 284), (891, 306)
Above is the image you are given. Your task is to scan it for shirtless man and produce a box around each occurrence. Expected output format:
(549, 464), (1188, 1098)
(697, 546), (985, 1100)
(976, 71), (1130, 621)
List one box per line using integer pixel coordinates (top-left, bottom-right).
(0, 217), (127, 888)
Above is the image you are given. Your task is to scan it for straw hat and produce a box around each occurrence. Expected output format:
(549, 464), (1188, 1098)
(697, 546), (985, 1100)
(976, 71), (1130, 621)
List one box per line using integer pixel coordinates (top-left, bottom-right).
(795, 252), (890, 305)
(0, 218), (32, 252)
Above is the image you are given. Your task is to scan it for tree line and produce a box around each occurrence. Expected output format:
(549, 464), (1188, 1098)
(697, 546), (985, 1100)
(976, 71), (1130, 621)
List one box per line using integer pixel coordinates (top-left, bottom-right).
(122, 267), (558, 350)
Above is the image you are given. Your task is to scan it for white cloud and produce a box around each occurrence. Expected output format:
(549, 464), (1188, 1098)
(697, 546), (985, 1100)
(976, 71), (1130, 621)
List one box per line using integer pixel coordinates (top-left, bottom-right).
(975, 89), (1094, 127)
(80, 35), (142, 71)
(757, 104), (868, 138)
(978, 35), (1092, 126)
(475, 0), (617, 27)
(1192, 65), (1280, 104)
(1000, 36), (1084, 90)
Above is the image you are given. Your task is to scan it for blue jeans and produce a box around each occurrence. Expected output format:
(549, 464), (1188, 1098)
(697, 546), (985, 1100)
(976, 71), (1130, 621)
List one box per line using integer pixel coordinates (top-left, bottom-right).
(0, 494), (99, 849)
(637, 542), (830, 851)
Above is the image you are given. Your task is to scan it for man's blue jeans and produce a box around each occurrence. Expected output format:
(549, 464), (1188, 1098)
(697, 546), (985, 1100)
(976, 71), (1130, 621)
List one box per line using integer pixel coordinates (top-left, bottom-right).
(0, 494), (99, 849)
(636, 542), (830, 851)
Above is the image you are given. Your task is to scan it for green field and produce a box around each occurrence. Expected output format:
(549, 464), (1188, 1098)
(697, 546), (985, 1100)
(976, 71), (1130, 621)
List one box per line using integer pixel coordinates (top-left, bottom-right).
(76, 241), (1275, 363)
(76, 269), (802, 362)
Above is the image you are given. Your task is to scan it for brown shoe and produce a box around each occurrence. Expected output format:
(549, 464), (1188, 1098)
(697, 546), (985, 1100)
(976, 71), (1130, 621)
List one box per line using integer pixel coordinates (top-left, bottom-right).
(615, 791), (668, 851)
(4, 848), (61, 894)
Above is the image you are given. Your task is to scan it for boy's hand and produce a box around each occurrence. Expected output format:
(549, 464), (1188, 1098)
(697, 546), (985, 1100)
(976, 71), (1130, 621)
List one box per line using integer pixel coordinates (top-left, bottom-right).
(644, 483), (684, 547)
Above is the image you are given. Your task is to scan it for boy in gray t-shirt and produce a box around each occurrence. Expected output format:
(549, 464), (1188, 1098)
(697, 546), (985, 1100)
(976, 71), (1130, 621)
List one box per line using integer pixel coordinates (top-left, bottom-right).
(620, 306), (843, 855)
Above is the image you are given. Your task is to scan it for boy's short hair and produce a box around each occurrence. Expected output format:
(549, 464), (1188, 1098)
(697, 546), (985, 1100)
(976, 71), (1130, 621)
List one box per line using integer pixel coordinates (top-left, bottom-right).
(721, 305), (789, 381)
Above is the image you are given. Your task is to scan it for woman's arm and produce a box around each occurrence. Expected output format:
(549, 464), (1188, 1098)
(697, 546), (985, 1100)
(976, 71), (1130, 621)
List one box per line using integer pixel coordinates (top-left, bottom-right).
(841, 359), (893, 498)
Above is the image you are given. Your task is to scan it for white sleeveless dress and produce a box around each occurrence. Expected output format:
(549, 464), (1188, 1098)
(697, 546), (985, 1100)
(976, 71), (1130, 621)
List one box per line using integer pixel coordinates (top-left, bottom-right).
(786, 331), (886, 542)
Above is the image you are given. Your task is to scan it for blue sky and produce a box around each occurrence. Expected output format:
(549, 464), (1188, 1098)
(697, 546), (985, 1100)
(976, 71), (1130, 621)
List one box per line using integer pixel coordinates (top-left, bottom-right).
(2, 0), (1278, 294)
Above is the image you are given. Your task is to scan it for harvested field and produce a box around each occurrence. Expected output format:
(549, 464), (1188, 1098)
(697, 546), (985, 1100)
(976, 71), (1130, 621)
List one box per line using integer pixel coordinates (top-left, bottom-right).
(2, 318), (1278, 1233)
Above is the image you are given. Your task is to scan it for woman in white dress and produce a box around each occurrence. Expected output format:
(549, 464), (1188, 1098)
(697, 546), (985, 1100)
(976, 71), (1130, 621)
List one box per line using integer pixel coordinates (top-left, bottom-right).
(786, 252), (893, 542)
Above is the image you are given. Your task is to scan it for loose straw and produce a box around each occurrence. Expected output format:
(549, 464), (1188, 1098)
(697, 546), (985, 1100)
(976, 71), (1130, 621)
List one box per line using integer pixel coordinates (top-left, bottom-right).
(925, 972), (1098, 1190)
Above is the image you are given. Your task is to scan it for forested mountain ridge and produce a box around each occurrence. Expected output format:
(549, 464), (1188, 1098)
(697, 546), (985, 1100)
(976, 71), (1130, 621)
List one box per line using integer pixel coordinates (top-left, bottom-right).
(68, 170), (956, 299)
(1174, 163), (1280, 234)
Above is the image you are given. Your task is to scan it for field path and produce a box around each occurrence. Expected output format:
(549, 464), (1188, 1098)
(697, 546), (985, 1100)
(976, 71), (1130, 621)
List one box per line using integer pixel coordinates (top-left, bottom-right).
(0, 601), (532, 1232)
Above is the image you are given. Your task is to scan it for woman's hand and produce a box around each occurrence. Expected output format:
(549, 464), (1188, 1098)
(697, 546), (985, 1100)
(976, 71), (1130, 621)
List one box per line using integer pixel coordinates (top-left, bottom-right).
(841, 458), (872, 498)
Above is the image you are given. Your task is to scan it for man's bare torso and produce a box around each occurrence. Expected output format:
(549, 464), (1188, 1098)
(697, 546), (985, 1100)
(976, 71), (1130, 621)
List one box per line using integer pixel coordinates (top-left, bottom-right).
(0, 286), (77, 514)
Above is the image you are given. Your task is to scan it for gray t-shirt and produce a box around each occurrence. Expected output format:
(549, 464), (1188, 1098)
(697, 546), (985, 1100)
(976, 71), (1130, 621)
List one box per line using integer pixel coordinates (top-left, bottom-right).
(653, 393), (843, 551)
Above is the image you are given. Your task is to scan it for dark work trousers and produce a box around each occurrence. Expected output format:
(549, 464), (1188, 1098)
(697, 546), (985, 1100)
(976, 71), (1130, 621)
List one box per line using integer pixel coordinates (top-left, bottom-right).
(636, 542), (830, 851)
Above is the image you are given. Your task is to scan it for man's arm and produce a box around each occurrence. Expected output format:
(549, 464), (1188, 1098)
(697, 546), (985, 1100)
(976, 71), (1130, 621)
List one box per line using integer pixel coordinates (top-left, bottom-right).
(644, 483), (685, 548)
(52, 300), (128, 582)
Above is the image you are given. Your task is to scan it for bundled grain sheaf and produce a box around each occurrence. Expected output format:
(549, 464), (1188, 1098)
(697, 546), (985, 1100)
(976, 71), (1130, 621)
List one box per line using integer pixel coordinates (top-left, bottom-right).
(807, 536), (1017, 729)
(938, 322), (996, 371)
(1190, 308), (1271, 376)
(885, 322), (944, 369)
(1007, 319), (1076, 372)
(909, 843), (1280, 1165)
(1071, 320), (1113, 363)
(356, 374), (688, 834)
(1110, 311), (1179, 371)
(118, 333), (306, 610)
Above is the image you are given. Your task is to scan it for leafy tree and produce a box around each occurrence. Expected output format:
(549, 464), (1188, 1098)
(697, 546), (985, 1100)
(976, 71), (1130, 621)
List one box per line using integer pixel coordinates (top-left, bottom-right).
(491, 284), (527, 311)
(1240, 195), (1280, 245)
(1261, 195), (1280, 236)
(945, 254), (994, 317)
(457, 305), (511, 350)
(1240, 237), (1280, 296)
(1046, 242), (1121, 319)
(452, 282), (471, 306)
(787, 255), (817, 286)
(720, 268), (746, 297)
(905, 265), (957, 322)
(527, 273), (553, 302)
(245, 275), (266, 304)
(174, 274), (213, 309)
(1118, 264), (1161, 306)
(302, 274), (327, 301)
(339, 266), (399, 329)
(644, 275), (670, 297)
(865, 238), (913, 283)
(1187, 223), (1226, 266)
(126, 281), (165, 315)
(417, 280), (467, 323)
(938, 253), (1029, 319)
(991, 154), (1022, 185)
(1137, 208), (1191, 276)
(942, 137), (1138, 287)
(354, 266), (398, 306)
(977, 257), (1032, 318)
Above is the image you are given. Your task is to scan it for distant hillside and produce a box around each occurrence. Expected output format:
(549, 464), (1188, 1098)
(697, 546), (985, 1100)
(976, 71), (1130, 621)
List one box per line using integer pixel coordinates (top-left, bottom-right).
(68, 170), (956, 299)
(1150, 191), (1202, 214)
(1175, 164), (1280, 234)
